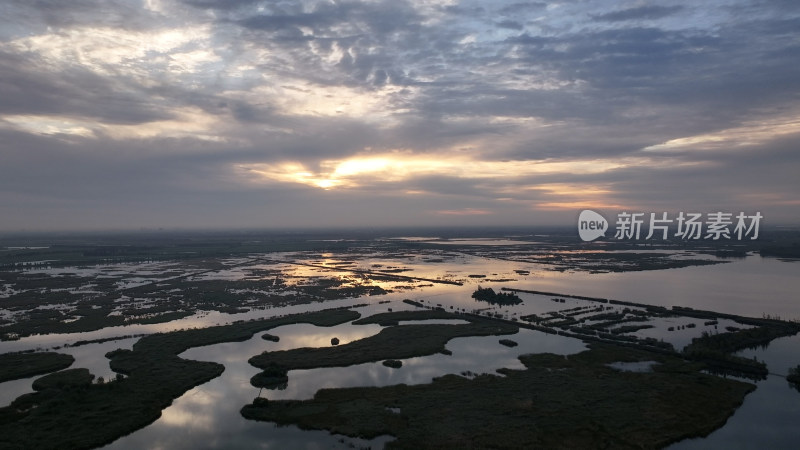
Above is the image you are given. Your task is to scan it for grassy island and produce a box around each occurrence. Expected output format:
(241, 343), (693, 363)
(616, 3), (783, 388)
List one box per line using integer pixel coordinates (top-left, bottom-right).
(0, 352), (75, 383)
(242, 343), (755, 449)
(471, 286), (523, 305)
(248, 310), (518, 387)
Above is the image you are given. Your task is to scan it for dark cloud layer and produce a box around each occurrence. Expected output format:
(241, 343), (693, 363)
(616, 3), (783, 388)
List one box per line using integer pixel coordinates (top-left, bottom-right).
(592, 5), (685, 22)
(0, 0), (798, 231)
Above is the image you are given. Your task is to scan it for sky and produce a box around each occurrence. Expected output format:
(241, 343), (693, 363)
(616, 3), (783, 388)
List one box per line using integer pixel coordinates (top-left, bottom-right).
(1, 0), (799, 231)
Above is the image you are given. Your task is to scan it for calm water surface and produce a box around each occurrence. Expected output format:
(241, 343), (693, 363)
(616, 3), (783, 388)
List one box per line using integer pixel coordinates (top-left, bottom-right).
(102, 320), (585, 449)
(406, 255), (800, 320)
(669, 333), (800, 449)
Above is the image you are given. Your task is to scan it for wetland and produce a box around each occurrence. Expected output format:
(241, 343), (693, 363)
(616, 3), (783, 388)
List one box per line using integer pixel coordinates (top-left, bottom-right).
(1, 228), (799, 449)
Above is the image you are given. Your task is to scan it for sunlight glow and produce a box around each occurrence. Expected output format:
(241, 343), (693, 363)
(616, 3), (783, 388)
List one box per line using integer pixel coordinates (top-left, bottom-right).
(261, 83), (414, 121)
(240, 154), (642, 191)
(332, 158), (392, 177)
(535, 184), (621, 208)
(2, 115), (95, 137)
(0, 107), (233, 142)
(643, 114), (800, 152)
(537, 201), (628, 210)
(2, 25), (215, 79)
(100, 107), (229, 141)
(529, 183), (613, 197)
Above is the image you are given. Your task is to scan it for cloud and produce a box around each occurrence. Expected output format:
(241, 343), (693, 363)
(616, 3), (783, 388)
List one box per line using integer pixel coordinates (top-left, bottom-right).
(592, 5), (685, 22)
(183, 0), (259, 11)
(0, 0), (799, 230)
(0, 49), (171, 125)
(497, 2), (547, 16)
(496, 20), (524, 30)
(434, 208), (491, 216)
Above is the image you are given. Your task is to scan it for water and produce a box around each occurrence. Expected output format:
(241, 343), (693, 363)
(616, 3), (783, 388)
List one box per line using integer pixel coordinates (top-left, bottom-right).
(516, 255), (800, 320)
(400, 255), (800, 321)
(102, 321), (585, 449)
(0, 377), (37, 407)
(0, 337), (138, 407)
(1, 252), (799, 448)
(669, 334), (800, 449)
(102, 322), (394, 449)
(267, 328), (586, 401)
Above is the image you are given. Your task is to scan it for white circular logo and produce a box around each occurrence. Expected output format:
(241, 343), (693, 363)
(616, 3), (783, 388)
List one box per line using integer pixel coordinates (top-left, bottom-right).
(578, 209), (608, 241)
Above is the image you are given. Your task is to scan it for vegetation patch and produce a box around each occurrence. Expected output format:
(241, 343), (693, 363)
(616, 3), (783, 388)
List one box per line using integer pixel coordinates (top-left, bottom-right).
(471, 286), (522, 305)
(402, 299), (424, 308)
(251, 363), (289, 389)
(383, 360), (403, 369)
(262, 333), (280, 342)
(685, 325), (798, 354)
(32, 368), (94, 391)
(499, 339), (518, 348)
(242, 343), (755, 449)
(683, 325), (800, 379)
(0, 352), (74, 383)
(352, 309), (455, 325)
(0, 308), (359, 450)
(788, 365), (800, 391)
(610, 324), (655, 335)
(249, 311), (518, 387)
